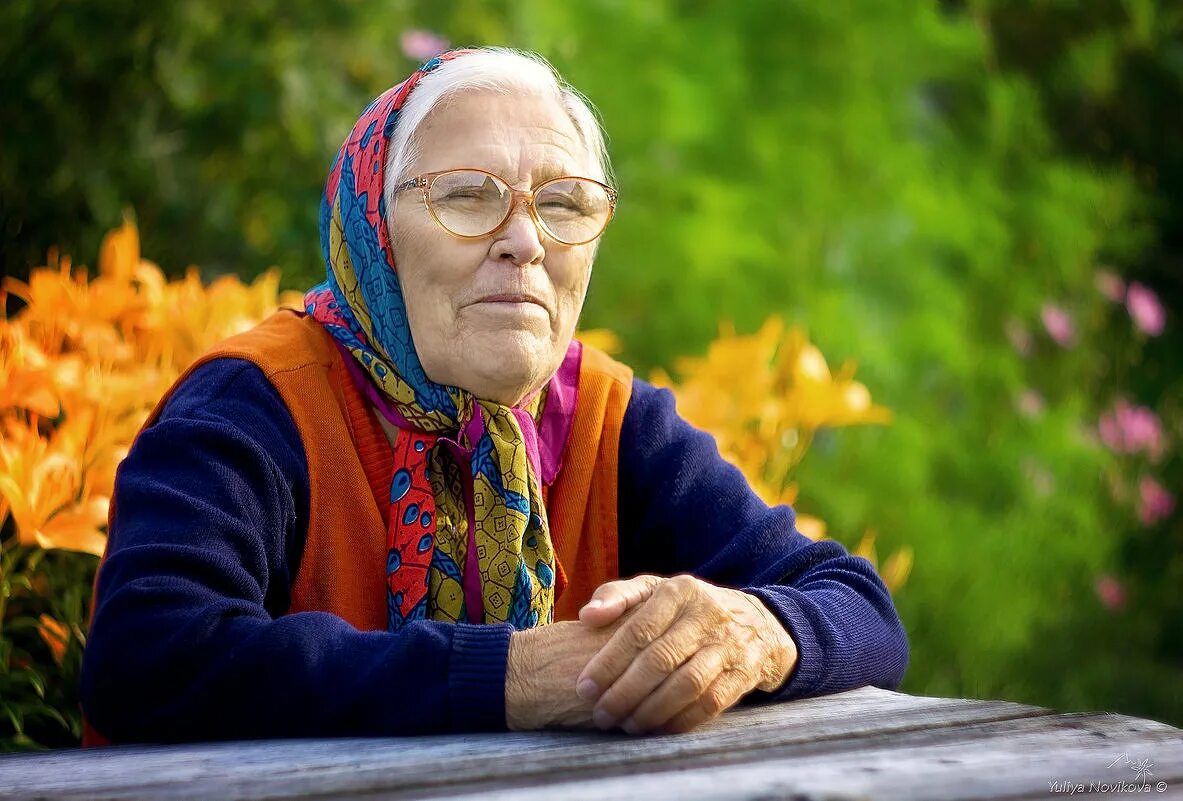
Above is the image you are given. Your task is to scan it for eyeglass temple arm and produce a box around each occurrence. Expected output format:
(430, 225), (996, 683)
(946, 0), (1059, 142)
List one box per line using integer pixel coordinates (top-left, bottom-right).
(392, 177), (429, 193)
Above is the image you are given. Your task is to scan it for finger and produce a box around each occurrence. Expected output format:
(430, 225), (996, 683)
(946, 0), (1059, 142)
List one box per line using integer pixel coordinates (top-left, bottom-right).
(579, 574), (665, 628)
(657, 668), (750, 735)
(576, 585), (684, 712)
(621, 644), (729, 735)
(592, 616), (708, 730)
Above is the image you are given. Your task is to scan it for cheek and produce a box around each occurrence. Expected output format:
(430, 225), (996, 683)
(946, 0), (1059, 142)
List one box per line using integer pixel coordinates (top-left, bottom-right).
(550, 250), (594, 326)
(392, 221), (472, 336)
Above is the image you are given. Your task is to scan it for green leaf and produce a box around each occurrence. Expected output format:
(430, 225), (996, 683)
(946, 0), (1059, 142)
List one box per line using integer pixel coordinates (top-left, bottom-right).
(2, 703), (23, 736)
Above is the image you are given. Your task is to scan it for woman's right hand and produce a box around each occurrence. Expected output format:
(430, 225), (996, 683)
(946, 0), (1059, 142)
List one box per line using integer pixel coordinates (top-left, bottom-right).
(505, 575), (667, 731)
(505, 614), (636, 730)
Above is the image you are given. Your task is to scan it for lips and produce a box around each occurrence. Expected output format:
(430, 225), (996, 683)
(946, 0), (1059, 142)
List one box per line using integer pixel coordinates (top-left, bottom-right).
(472, 292), (548, 310)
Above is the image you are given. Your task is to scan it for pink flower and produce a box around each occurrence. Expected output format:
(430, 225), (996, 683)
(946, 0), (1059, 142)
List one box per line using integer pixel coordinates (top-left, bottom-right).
(1094, 269), (1126, 303)
(1138, 475), (1175, 526)
(1098, 400), (1165, 461)
(1017, 389), (1045, 418)
(1094, 574), (1127, 610)
(400, 29), (450, 61)
(1126, 281), (1165, 336)
(1040, 303), (1076, 347)
(1005, 318), (1033, 357)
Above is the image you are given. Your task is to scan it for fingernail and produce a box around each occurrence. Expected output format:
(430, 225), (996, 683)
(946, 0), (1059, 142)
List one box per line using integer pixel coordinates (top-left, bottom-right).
(622, 717), (641, 735)
(583, 599), (604, 610)
(592, 708), (616, 729)
(576, 678), (600, 701)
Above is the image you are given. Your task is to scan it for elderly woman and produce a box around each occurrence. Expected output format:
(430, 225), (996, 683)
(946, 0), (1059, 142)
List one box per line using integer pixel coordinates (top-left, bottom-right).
(79, 48), (907, 744)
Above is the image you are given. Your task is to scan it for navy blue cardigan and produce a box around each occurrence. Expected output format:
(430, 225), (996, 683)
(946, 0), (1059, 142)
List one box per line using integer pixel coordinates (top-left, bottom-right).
(79, 357), (908, 742)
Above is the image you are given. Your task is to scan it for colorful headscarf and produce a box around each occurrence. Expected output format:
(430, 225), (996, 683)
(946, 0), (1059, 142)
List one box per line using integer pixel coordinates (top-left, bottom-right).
(304, 50), (558, 632)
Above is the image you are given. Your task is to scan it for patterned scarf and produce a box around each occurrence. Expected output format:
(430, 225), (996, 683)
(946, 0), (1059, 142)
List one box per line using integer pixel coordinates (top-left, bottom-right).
(304, 50), (557, 631)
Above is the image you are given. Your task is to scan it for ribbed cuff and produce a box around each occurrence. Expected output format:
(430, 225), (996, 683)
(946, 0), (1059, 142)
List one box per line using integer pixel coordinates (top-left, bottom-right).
(741, 586), (824, 702)
(448, 622), (514, 731)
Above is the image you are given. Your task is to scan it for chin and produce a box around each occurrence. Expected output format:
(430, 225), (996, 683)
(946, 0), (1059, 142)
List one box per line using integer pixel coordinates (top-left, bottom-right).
(459, 329), (559, 401)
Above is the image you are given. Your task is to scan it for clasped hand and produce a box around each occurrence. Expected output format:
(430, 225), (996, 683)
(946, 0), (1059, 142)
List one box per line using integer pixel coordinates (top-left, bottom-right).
(504, 574), (797, 735)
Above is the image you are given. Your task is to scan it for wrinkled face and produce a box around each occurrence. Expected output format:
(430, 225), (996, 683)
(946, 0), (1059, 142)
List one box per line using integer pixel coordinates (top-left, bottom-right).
(389, 89), (599, 406)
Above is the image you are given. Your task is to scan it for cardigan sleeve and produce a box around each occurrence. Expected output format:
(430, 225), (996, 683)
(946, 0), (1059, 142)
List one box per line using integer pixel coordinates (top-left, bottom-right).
(79, 357), (512, 743)
(617, 377), (909, 701)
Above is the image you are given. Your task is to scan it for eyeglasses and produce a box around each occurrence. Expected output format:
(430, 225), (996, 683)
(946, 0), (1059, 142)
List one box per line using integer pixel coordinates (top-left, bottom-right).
(393, 168), (617, 246)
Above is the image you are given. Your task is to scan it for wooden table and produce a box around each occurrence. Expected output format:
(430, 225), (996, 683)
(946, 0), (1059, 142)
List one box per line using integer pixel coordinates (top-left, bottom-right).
(3, 686), (1182, 800)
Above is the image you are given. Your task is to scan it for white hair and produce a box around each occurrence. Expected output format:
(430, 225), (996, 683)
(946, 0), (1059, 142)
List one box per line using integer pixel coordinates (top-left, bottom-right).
(382, 47), (613, 218)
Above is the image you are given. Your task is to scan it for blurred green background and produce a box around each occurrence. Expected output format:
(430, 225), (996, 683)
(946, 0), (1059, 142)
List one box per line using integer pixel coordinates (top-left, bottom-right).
(2, 0), (1179, 729)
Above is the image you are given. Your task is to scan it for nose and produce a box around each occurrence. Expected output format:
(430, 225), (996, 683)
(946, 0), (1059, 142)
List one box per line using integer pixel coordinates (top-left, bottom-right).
(490, 200), (546, 266)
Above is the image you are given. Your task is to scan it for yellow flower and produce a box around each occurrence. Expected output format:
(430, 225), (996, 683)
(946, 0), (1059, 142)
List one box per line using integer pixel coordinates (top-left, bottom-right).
(880, 547), (914, 594)
(279, 289), (306, 311)
(657, 317), (890, 489)
(0, 327), (61, 418)
(780, 327), (892, 429)
(651, 317), (906, 590)
(98, 214), (140, 285)
(853, 529), (912, 594)
(0, 420), (108, 556)
(0, 217), (308, 560)
(795, 514), (827, 542)
(577, 328), (623, 355)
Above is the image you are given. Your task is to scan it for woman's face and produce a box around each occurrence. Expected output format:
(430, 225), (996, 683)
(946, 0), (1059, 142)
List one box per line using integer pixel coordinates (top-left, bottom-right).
(389, 89), (599, 406)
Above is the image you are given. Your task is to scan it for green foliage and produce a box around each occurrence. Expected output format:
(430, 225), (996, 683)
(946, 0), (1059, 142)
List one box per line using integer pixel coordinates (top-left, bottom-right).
(0, 536), (94, 751)
(2, 0), (1180, 747)
(985, 0), (1183, 725)
(0, 0), (426, 282)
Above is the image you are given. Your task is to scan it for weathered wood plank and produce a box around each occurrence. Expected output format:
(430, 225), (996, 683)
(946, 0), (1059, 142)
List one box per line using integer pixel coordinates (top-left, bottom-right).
(2, 688), (1178, 801)
(0, 687), (1046, 800)
(325, 712), (1183, 801)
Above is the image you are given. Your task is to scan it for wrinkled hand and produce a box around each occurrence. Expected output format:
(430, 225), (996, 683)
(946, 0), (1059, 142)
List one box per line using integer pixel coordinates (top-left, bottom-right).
(505, 615), (637, 731)
(575, 574), (798, 735)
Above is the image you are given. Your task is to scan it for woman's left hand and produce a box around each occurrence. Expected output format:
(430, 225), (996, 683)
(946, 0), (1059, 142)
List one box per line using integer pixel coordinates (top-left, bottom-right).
(574, 574), (798, 735)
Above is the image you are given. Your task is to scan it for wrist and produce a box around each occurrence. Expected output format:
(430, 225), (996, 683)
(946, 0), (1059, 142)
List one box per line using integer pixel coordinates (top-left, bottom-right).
(742, 591), (798, 692)
(505, 627), (542, 730)
(504, 621), (604, 731)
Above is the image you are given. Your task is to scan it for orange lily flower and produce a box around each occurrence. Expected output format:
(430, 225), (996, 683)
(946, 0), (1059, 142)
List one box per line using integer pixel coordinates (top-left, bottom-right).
(37, 614), (71, 666)
(0, 327), (61, 418)
(0, 419), (108, 557)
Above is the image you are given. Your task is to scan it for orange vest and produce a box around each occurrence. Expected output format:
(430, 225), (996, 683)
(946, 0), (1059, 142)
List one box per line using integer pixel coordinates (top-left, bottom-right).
(83, 310), (632, 745)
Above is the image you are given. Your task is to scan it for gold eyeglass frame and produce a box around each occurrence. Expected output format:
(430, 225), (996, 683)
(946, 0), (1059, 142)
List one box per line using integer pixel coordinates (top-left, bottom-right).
(393, 168), (618, 246)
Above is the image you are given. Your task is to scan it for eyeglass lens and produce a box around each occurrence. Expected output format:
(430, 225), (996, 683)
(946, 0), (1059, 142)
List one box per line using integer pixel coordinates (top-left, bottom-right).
(427, 170), (612, 244)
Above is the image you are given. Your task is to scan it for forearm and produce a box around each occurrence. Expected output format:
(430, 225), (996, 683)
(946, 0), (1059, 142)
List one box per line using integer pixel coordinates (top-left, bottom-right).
(617, 380), (908, 701)
(82, 563), (513, 742)
(79, 360), (518, 741)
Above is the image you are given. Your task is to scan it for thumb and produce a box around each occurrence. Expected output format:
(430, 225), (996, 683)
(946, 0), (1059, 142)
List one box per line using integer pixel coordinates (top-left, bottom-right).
(579, 574), (665, 627)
